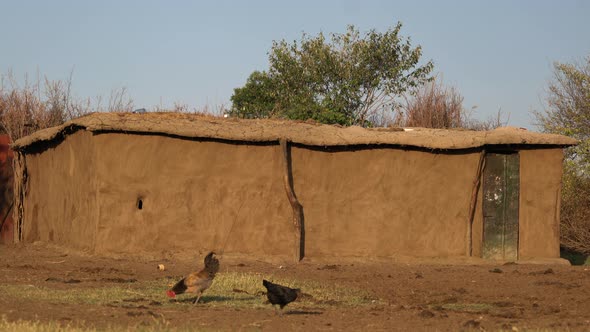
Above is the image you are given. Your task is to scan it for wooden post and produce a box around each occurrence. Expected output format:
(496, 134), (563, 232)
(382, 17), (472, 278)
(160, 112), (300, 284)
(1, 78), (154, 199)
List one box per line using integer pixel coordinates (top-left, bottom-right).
(279, 138), (304, 262)
(13, 152), (27, 243)
(467, 150), (486, 257)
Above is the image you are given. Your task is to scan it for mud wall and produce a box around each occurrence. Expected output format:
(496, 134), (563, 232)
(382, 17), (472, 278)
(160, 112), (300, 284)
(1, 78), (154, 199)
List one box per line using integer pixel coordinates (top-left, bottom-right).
(17, 130), (566, 261)
(22, 131), (98, 249)
(91, 133), (293, 258)
(518, 148), (564, 259)
(290, 147), (480, 258)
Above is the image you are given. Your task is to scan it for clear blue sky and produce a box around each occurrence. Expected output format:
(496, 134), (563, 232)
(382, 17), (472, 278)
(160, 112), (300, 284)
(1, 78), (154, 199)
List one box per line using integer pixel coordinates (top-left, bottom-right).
(1, 0), (589, 128)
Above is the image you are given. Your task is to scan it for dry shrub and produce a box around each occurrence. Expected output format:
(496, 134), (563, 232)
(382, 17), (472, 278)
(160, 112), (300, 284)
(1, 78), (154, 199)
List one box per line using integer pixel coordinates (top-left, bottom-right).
(464, 108), (509, 131)
(0, 73), (80, 140)
(153, 101), (229, 118)
(370, 77), (507, 130)
(403, 78), (467, 128)
(0, 76), (63, 140)
(560, 169), (590, 255)
(0, 71), (133, 141)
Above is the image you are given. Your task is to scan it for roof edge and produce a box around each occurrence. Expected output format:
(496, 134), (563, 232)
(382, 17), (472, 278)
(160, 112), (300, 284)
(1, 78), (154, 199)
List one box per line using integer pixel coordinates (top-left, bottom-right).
(11, 112), (579, 151)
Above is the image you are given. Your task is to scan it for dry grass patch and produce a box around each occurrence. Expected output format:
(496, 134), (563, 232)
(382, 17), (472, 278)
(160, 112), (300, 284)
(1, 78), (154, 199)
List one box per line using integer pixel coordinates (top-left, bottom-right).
(0, 272), (379, 310)
(0, 316), (210, 332)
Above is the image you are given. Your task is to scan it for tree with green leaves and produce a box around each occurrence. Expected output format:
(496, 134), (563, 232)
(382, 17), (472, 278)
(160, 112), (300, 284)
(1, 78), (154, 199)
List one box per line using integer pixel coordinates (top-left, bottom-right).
(230, 22), (433, 126)
(534, 56), (590, 255)
(535, 57), (590, 174)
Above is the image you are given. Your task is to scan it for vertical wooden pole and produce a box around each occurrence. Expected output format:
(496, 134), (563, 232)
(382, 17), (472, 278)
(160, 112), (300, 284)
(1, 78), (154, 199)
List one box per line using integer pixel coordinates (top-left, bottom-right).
(279, 138), (304, 262)
(13, 152), (27, 243)
(467, 150), (486, 257)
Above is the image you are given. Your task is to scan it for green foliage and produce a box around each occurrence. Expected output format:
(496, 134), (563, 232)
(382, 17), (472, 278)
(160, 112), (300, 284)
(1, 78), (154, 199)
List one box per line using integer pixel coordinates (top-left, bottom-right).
(535, 57), (590, 173)
(230, 23), (433, 126)
(534, 56), (590, 254)
(231, 71), (278, 119)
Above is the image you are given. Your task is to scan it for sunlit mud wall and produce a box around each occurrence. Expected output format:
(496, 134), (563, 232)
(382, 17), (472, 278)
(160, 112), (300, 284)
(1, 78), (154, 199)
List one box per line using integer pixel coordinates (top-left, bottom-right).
(17, 131), (563, 260)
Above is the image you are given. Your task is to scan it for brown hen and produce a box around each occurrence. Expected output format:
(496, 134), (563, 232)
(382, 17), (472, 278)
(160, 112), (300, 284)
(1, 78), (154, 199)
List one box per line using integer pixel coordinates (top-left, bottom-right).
(166, 252), (220, 304)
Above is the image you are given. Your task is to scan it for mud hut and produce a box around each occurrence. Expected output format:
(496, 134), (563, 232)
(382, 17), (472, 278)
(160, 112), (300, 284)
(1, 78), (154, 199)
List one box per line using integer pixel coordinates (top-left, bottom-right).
(10, 112), (577, 262)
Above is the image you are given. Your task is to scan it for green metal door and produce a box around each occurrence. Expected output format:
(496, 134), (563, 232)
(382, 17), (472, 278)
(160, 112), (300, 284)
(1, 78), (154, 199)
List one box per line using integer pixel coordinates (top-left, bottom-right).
(482, 152), (519, 260)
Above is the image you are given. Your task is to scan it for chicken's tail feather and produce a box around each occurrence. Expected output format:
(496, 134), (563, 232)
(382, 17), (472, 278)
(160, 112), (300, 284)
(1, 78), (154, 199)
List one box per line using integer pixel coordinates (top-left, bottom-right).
(204, 252), (220, 275)
(170, 278), (188, 295)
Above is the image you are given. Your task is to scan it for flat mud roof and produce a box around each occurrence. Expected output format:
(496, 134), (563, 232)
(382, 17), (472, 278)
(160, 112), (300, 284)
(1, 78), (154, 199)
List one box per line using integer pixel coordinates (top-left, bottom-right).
(12, 112), (577, 150)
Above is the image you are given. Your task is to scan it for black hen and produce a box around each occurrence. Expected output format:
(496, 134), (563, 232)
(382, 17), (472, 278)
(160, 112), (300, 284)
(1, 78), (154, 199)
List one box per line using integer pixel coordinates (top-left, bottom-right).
(262, 279), (300, 314)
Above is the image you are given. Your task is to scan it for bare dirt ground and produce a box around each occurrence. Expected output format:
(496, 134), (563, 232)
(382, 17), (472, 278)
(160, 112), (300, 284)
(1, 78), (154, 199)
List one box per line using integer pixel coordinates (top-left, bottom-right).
(1, 243), (589, 331)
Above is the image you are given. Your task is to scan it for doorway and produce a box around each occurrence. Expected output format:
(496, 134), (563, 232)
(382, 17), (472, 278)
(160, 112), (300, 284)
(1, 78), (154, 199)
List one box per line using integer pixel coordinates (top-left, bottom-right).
(482, 152), (519, 260)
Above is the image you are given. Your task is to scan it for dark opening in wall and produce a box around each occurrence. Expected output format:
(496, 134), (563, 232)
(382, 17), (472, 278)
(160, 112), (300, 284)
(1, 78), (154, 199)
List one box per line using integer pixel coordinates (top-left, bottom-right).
(137, 198), (143, 210)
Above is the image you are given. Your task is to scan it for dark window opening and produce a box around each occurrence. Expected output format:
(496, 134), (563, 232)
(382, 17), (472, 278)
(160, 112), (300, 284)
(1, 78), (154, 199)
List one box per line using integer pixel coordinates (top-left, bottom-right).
(137, 198), (143, 210)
